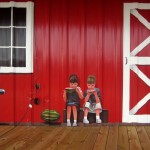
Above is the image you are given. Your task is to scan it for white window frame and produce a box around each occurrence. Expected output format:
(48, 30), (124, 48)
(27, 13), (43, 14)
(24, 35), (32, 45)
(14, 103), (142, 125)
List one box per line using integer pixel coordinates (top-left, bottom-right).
(0, 1), (34, 73)
(123, 3), (150, 123)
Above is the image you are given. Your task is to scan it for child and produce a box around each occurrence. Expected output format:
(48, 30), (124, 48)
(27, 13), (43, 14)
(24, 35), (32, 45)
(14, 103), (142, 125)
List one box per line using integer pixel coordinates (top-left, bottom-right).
(83, 75), (102, 124)
(63, 74), (83, 126)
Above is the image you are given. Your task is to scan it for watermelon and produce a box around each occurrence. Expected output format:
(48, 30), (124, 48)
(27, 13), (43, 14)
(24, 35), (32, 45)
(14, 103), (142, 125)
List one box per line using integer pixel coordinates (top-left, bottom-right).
(41, 109), (60, 122)
(65, 87), (75, 93)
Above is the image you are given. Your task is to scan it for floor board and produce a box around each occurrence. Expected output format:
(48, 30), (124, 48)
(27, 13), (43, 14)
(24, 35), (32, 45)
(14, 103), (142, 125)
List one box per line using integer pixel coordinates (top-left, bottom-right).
(117, 126), (129, 150)
(93, 126), (108, 150)
(127, 126), (142, 150)
(136, 126), (150, 150)
(105, 125), (118, 150)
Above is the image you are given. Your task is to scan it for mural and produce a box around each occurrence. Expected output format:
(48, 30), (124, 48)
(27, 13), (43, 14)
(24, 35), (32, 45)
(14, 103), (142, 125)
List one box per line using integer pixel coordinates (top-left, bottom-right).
(0, 0), (150, 124)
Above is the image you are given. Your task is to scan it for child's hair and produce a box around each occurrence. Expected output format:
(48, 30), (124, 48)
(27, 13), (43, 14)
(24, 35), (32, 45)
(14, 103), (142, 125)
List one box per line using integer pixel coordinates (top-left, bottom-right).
(87, 75), (96, 84)
(69, 74), (79, 83)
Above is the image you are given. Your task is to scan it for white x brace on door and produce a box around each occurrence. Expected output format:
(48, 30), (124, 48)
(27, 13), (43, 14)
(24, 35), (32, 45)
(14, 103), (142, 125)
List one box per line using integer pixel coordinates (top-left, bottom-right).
(123, 3), (150, 123)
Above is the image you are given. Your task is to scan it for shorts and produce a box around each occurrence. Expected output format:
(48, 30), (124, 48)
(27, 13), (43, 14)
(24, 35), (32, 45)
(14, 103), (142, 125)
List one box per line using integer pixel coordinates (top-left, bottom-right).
(84, 102), (102, 113)
(66, 102), (80, 111)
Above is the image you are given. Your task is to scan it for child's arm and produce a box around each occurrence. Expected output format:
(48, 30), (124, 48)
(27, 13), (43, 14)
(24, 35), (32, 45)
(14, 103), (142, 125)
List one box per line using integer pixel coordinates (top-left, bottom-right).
(84, 92), (91, 102)
(63, 90), (67, 102)
(93, 91), (100, 103)
(76, 87), (84, 99)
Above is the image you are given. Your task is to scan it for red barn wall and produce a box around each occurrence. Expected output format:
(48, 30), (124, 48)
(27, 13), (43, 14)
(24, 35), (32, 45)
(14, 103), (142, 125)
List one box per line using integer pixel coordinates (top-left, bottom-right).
(0, 0), (149, 124)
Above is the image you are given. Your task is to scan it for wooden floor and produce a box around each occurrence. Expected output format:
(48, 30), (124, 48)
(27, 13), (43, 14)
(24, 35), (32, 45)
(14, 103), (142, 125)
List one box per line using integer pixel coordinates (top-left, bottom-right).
(0, 124), (150, 150)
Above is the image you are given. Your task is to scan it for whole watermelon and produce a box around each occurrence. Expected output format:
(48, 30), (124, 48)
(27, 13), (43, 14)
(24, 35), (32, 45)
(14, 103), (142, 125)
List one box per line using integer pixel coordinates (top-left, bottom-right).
(41, 109), (60, 122)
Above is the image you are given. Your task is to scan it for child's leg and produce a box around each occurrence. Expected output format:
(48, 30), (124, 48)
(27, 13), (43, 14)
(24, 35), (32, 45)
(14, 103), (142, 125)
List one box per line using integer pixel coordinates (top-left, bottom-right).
(72, 106), (77, 126)
(84, 107), (89, 117)
(96, 108), (100, 116)
(83, 107), (89, 124)
(67, 106), (71, 119)
(72, 106), (77, 120)
(67, 106), (71, 126)
(95, 109), (101, 123)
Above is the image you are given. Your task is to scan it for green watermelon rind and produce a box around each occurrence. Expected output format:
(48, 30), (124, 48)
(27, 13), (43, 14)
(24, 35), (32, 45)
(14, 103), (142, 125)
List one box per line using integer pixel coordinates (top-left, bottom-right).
(41, 109), (60, 122)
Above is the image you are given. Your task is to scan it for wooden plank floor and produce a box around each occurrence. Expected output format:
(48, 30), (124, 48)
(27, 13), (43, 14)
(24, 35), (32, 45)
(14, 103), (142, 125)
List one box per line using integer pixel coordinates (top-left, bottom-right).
(0, 124), (150, 150)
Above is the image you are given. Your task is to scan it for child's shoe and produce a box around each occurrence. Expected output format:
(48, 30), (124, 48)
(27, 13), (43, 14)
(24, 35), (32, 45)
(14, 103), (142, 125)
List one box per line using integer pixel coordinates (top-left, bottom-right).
(83, 119), (89, 124)
(67, 122), (71, 126)
(72, 122), (77, 126)
(96, 118), (102, 123)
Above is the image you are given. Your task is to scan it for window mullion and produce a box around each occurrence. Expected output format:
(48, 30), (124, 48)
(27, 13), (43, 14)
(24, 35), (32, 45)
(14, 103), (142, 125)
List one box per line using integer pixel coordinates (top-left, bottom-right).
(10, 7), (13, 67)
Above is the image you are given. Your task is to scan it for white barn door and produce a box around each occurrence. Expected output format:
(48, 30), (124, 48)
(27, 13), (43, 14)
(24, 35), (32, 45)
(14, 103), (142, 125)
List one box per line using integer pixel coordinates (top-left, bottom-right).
(123, 3), (150, 123)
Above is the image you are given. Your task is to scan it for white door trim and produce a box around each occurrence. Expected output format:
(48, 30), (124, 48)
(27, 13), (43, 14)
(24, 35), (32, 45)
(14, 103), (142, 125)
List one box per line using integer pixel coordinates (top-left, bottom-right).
(123, 3), (150, 123)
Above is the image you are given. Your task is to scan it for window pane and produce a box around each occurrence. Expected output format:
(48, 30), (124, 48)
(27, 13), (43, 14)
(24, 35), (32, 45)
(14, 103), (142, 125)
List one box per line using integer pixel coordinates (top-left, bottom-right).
(0, 8), (11, 26)
(13, 8), (26, 26)
(13, 48), (26, 67)
(13, 28), (26, 46)
(0, 28), (11, 46)
(0, 48), (11, 66)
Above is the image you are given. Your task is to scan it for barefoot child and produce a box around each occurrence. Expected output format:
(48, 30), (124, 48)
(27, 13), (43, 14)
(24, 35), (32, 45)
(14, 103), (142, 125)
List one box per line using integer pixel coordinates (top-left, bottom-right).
(83, 75), (102, 124)
(63, 74), (83, 126)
